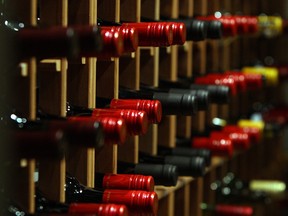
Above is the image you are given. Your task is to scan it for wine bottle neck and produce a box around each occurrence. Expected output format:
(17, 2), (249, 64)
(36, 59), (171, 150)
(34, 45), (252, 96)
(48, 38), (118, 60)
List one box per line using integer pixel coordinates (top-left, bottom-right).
(36, 189), (69, 213)
(65, 175), (103, 203)
(139, 152), (165, 164)
(66, 103), (93, 116)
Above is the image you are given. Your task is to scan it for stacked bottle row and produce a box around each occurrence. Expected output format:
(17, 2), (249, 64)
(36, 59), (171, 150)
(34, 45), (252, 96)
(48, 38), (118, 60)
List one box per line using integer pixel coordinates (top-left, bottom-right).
(2, 0), (288, 216)
(6, 14), (288, 60)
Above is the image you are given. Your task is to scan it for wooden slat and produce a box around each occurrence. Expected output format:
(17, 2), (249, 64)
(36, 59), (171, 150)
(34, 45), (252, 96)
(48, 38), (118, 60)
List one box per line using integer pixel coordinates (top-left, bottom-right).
(117, 0), (140, 164)
(139, 0), (159, 155)
(95, 0), (118, 174)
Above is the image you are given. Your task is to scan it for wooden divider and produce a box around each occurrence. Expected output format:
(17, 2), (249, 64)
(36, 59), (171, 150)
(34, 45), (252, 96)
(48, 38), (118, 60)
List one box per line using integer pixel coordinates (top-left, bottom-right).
(139, 0), (159, 155)
(177, 0), (193, 139)
(114, 0), (141, 165)
(95, 0), (119, 174)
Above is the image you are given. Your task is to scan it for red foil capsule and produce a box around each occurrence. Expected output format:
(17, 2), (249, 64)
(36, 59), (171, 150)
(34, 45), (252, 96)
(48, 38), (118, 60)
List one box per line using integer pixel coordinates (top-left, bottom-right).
(68, 203), (128, 216)
(217, 16), (238, 37)
(233, 16), (250, 35)
(68, 116), (127, 145)
(102, 190), (158, 215)
(225, 72), (247, 93)
(210, 131), (250, 150)
(199, 15), (237, 37)
(170, 22), (186, 45)
(123, 22), (173, 46)
(92, 108), (149, 135)
(110, 99), (162, 124)
(215, 204), (254, 216)
(245, 16), (259, 34)
(192, 136), (233, 157)
(262, 106), (288, 126)
(242, 73), (263, 90)
(223, 125), (261, 145)
(195, 75), (238, 96)
(102, 174), (154, 191)
(98, 29), (124, 58)
(102, 25), (138, 53)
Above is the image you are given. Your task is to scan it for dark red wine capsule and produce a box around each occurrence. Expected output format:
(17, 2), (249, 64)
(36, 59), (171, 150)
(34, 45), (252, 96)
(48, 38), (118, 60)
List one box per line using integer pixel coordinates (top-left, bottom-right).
(102, 173), (154, 191)
(68, 203), (128, 216)
(110, 99), (162, 124)
(102, 25), (138, 53)
(123, 22), (173, 46)
(170, 22), (186, 45)
(192, 136), (233, 158)
(210, 131), (250, 150)
(102, 190), (158, 215)
(98, 29), (124, 58)
(195, 74), (238, 96)
(215, 204), (254, 216)
(68, 116), (127, 144)
(92, 108), (149, 135)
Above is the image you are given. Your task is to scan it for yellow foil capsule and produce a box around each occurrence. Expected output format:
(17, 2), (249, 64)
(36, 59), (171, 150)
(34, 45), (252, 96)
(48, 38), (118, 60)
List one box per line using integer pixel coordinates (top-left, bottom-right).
(242, 66), (279, 86)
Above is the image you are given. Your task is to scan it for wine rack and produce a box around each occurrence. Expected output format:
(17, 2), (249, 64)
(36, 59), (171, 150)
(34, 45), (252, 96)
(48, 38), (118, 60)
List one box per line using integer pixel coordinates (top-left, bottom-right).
(2, 0), (288, 215)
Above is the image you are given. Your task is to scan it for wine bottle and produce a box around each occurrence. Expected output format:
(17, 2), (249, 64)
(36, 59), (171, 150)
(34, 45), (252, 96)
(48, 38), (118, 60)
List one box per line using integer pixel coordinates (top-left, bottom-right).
(222, 124), (261, 145)
(91, 109), (148, 136)
(160, 17), (208, 41)
(36, 189), (128, 215)
(242, 66), (279, 87)
(140, 17), (186, 45)
(98, 18), (173, 47)
(101, 25), (138, 53)
(3, 199), (34, 216)
(68, 116), (127, 145)
(222, 172), (286, 196)
(161, 16), (223, 40)
(95, 97), (162, 124)
(5, 113), (105, 148)
(117, 161), (179, 186)
(94, 173), (154, 192)
(66, 103), (148, 136)
(140, 84), (210, 111)
(176, 135), (234, 158)
(195, 74), (238, 96)
(158, 78), (230, 104)
(157, 145), (211, 166)
(2, 20), (80, 60)
(205, 19), (223, 39)
(262, 104), (288, 127)
(192, 135), (234, 157)
(71, 25), (103, 57)
(96, 28), (124, 58)
(237, 119), (282, 140)
(65, 175), (158, 215)
(211, 172), (285, 203)
(257, 14), (283, 38)
(201, 203), (254, 216)
(210, 131), (250, 150)
(197, 13), (238, 37)
(119, 87), (198, 116)
(13, 129), (65, 159)
(197, 13), (259, 37)
(138, 152), (206, 177)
